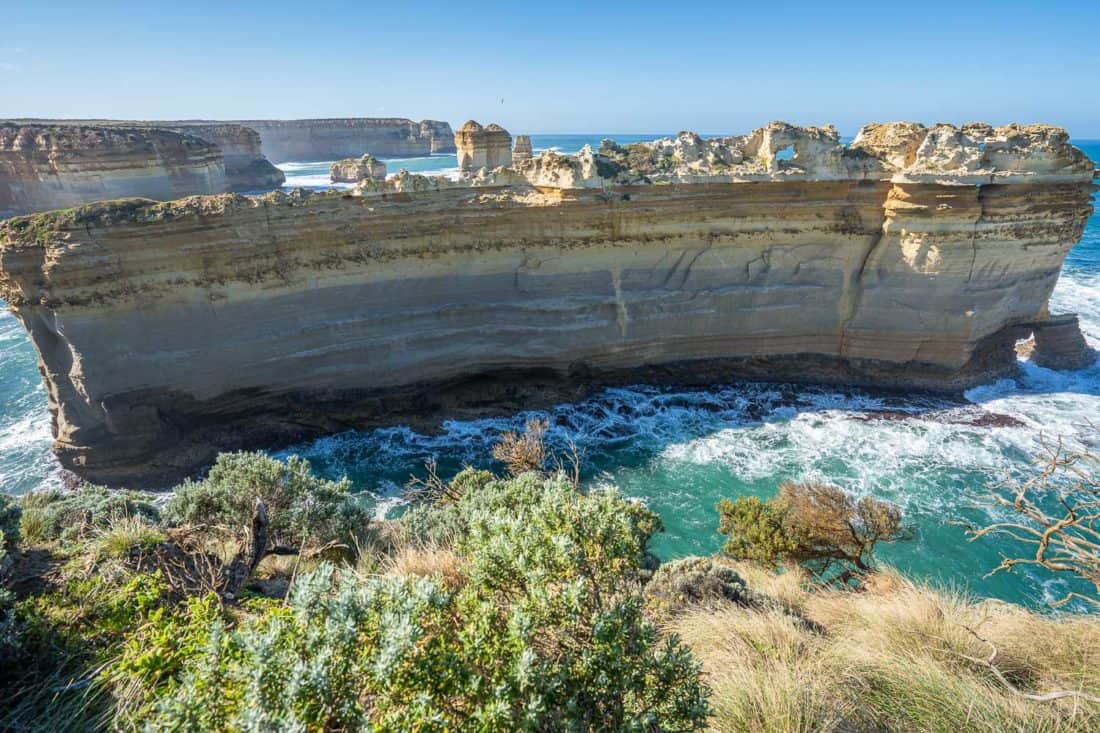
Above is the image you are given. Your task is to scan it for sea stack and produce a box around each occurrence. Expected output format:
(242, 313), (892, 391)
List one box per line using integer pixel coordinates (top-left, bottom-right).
(455, 121), (512, 172)
(330, 154), (387, 183)
(512, 135), (533, 165)
(0, 121), (1093, 487)
(1031, 315), (1097, 370)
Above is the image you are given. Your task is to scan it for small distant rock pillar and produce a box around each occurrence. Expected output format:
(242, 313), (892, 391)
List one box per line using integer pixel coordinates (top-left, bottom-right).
(1031, 314), (1096, 370)
(329, 154), (387, 183)
(455, 120), (512, 172)
(512, 135), (533, 165)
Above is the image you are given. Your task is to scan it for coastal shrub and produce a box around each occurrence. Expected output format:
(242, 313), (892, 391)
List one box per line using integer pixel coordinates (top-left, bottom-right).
(0, 494), (20, 545)
(644, 556), (749, 620)
(969, 437), (1100, 607)
(162, 452), (369, 551)
(145, 473), (709, 731)
(91, 515), (166, 561)
(0, 530), (16, 654)
(718, 481), (908, 585)
(18, 486), (160, 545)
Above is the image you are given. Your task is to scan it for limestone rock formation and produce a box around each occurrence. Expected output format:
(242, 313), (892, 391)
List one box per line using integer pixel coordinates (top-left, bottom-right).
(0, 121), (1092, 487)
(1031, 315), (1097, 370)
(3, 119), (286, 193)
(160, 123), (285, 190)
(455, 121), (512, 172)
(330, 154), (386, 183)
(512, 135), (533, 165)
(0, 124), (228, 218)
(233, 118), (455, 162)
(419, 120), (458, 154)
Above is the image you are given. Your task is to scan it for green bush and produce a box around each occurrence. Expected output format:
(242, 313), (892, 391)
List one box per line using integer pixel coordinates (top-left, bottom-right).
(0, 529), (15, 654)
(718, 482), (908, 585)
(163, 452), (369, 551)
(144, 472), (709, 731)
(645, 556), (749, 620)
(0, 494), (20, 546)
(19, 486), (160, 545)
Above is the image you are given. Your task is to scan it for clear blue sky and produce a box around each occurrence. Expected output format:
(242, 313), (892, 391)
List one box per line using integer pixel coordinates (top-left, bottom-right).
(3, 0), (1099, 137)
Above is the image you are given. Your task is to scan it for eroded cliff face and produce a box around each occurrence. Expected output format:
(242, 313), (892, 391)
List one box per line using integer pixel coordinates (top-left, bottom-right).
(158, 123), (285, 190)
(4, 120), (286, 194)
(0, 121), (1093, 487)
(236, 118), (456, 162)
(0, 124), (229, 219)
(455, 120), (512, 171)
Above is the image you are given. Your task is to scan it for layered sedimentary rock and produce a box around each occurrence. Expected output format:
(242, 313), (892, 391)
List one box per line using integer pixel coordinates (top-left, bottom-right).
(0, 124), (228, 218)
(235, 118), (455, 162)
(420, 120), (457, 154)
(512, 135), (533, 165)
(455, 121), (512, 171)
(0, 121), (1093, 487)
(158, 123), (285, 190)
(4, 119), (285, 195)
(330, 154), (386, 183)
(1031, 315), (1097, 370)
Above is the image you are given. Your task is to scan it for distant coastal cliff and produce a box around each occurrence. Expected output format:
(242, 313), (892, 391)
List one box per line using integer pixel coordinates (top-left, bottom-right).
(233, 118), (456, 162)
(0, 117), (457, 216)
(0, 124), (229, 219)
(0, 120), (1093, 486)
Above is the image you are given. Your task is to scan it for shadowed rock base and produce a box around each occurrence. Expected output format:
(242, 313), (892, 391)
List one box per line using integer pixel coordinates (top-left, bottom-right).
(56, 328), (1028, 489)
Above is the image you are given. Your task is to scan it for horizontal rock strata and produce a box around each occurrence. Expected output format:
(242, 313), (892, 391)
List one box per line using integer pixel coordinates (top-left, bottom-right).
(233, 118), (456, 162)
(2, 119), (287, 208)
(455, 121), (512, 172)
(156, 123), (285, 190)
(0, 121), (1093, 487)
(0, 124), (228, 218)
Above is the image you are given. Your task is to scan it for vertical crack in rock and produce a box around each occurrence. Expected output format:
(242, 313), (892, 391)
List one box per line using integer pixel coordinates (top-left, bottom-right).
(836, 186), (890, 359)
(611, 267), (630, 340)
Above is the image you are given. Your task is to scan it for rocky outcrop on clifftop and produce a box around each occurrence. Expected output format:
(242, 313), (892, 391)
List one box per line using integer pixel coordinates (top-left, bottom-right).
(0, 124), (228, 218)
(0, 120), (1093, 487)
(330, 154), (386, 183)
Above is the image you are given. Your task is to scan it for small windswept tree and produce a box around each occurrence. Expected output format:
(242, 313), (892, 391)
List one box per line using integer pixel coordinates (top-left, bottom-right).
(492, 417), (550, 476)
(718, 481), (909, 586)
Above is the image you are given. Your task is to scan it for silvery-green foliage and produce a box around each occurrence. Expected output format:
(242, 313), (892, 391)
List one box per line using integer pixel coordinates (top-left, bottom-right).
(0, 530), (17, 654)
(644, 555), (749, 619)
(149, 472), (709, 731)
(163, 452), (370, 549)
(18, 485), (159, 544)
(0, 495), (19, 544)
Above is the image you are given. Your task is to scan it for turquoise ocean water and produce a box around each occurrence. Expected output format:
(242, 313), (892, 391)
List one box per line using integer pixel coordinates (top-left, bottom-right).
(1, 135), (1098, 608)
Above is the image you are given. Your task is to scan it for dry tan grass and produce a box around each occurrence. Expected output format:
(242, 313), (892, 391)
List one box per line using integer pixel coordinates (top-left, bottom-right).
(672, 563), (1100, 732)
(381, 544), (465, 589)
